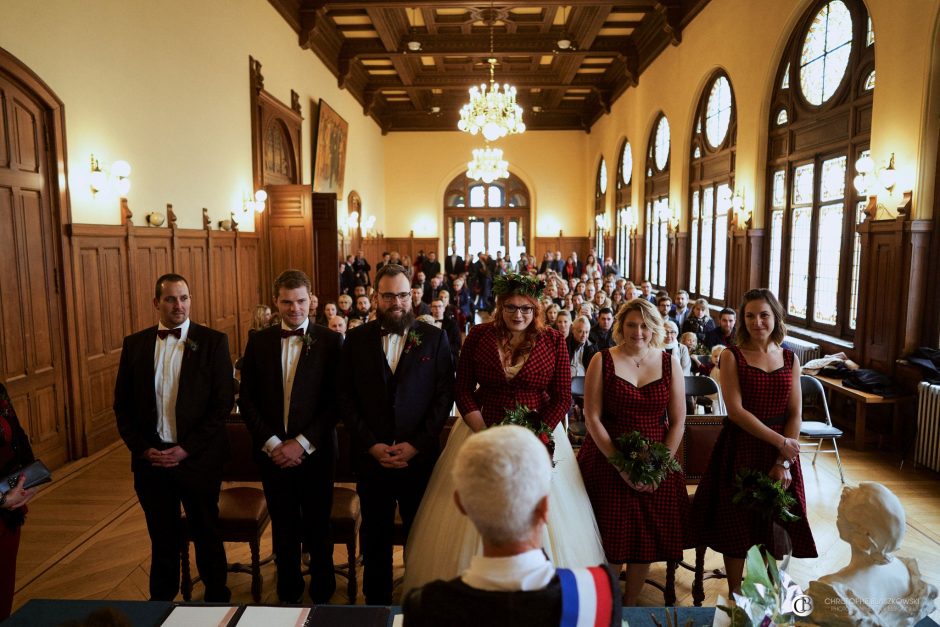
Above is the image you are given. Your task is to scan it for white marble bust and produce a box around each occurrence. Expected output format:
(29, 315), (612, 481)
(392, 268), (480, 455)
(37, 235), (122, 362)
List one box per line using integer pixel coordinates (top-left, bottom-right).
(807, 482), (937, 626)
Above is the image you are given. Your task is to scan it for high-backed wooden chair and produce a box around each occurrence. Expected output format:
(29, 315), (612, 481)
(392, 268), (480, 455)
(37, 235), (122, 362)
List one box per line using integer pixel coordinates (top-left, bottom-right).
(331, 421), (362, 603)
(181, 417), (271, 602)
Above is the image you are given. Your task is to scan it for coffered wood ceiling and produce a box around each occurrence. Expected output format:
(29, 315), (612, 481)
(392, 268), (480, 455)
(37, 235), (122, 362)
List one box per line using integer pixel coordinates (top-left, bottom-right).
(268, 1), (711, 133)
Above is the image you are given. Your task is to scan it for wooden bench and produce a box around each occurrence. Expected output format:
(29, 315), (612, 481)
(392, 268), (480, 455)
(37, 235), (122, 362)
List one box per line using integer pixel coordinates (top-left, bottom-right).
(812, 374), (910, 451)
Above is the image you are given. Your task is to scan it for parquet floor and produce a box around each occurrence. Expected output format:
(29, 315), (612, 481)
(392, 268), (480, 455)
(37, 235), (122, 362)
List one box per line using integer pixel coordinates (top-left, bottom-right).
(12, 439), (940, 621)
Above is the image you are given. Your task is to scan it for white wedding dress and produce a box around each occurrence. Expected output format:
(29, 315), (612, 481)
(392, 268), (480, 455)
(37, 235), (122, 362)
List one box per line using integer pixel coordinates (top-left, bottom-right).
(402, 417), (607, 593)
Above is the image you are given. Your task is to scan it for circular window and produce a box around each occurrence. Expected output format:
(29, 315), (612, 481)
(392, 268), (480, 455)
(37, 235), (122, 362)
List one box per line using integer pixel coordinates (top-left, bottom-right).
(598, 158), (608, 195)
(704, 76), (732, 147)
(799, 0), (853, 106)
(621, 142), (632, 185)
(654, 116), (670, 171)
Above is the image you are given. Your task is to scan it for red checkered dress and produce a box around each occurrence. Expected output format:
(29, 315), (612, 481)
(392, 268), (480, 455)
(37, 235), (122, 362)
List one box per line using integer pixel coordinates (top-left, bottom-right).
(688, 346), (817, 559)
(455, 323), (572, 429)
(577, 350), (689, 563)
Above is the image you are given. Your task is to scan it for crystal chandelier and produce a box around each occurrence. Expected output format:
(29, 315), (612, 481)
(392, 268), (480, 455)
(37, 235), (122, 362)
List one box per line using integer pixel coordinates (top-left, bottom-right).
(467, 145), (509, 184)
(458, 58), (526, 141)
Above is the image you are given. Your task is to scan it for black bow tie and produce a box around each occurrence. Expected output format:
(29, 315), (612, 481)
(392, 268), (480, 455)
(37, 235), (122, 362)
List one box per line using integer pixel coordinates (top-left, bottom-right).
(281, 328), (305, 338)
(380, 327), (403, 337)
(157, 328), (181, 340)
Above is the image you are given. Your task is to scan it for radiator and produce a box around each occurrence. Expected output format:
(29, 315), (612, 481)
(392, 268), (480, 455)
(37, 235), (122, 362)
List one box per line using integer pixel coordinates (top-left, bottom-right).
(915, 382), (940, 472)
(782, 336), (821, 364)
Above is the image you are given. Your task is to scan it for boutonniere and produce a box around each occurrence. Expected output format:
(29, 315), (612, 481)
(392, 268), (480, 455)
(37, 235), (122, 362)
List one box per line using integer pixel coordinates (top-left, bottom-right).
(300, 332), (316, 355)
(404, 330), (422, 354)
(183, 337), (199, 355)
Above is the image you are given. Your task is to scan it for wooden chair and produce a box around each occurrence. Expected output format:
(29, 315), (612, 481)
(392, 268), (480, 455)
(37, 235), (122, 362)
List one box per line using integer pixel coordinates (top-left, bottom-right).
(666, 414), (726, 606)
(181, 418), (272, 602)
(331, 422), (362, 603)
(799, 375), (845, 483)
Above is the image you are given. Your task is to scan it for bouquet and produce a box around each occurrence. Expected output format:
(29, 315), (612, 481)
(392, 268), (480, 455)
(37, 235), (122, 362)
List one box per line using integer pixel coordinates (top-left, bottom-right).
(607, 430), (681, 487)
(499, 403), (555, 465)
(714, 545), (807, 627)
(732, 469), (801, 523)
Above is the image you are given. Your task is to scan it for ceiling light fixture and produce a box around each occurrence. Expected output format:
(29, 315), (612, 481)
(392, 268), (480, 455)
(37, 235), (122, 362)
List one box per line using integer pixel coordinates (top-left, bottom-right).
(555, 5), (577, 52)
(405, 7), (422, 52)
(467, 144), (509, 184)
(457, 4), (525, 141)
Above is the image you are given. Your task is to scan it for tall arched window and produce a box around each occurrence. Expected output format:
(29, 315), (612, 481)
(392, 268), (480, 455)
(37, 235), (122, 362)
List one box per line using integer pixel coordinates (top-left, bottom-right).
(594, 157), (608, 259)
(766, 0), (873, 339)
(689, 71), (736, 304)
(645, 114), (670, 288)
(444, 172), (530, 262)
(615, 138), (633, 278)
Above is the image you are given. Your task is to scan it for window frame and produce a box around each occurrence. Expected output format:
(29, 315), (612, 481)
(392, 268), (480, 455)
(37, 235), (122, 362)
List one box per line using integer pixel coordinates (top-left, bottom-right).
(616, 138), (633, 279)
(594, 157), (608, 259)
(645, 113), (670, 289)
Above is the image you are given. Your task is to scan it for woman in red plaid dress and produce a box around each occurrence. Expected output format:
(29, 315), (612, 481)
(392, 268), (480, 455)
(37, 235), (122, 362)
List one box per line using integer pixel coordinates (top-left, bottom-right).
(578, 298), (688, 605)
(403, 274), (605, 593)
(689, 288), (817, 596)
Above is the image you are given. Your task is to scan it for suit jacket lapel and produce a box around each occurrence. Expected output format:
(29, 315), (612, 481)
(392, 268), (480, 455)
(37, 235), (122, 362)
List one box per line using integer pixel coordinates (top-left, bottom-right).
(369, 322), (391, 383)
(393, 323), (420, 379)
(144, 327), (159, 416)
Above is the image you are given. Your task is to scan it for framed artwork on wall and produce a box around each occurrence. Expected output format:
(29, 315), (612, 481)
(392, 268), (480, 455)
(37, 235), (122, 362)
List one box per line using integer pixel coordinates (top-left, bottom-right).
(313, 99), (348, 196)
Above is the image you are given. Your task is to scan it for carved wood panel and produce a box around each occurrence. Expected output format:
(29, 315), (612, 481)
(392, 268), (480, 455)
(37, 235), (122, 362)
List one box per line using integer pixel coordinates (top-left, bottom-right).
(311, 193), (339, 303)
(176, 234), (211, 327)
(210, 232), (239, 363)
(131, 233), (172, 331)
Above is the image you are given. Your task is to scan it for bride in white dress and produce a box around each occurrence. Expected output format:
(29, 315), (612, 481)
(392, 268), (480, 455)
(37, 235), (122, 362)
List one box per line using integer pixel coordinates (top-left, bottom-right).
(403, 274), (605, 593)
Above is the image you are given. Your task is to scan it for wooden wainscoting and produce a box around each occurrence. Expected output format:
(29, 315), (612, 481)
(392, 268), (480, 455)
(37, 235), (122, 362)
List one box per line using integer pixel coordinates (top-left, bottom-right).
(65, 201), (262, 457)
(533, 236), (591, 265)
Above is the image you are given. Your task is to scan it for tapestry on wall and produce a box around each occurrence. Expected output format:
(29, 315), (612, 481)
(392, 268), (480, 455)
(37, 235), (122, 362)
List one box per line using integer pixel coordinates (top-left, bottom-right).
(313, 99), (348, 197)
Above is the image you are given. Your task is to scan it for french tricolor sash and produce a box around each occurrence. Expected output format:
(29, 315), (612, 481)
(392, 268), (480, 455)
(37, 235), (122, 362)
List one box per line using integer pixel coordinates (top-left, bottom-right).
(557, 566), (614, 627)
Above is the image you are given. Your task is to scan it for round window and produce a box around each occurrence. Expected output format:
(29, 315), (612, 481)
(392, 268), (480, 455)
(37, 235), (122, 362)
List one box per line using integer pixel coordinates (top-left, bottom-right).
(653, 117), (670, 171)
(799, 0), (853, 105)
(705, 76), (732, 147)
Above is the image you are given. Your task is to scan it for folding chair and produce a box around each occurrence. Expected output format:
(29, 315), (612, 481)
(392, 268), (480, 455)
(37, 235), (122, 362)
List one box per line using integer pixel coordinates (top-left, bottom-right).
(799, 375), (845, 483)
(685, 375), (725, 416)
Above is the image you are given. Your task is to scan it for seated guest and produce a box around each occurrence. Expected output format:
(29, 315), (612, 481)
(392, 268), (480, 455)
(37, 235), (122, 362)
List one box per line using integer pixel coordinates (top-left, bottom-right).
(567, 316), (595, 378)
(588, 307), (616, 350)
(663, 321), (692, 376)
(250, 304), (272, 334)
(704, 308), (736, 349)
(640, 280), (656, 304)
(544, 303), (560, 327)
(347, 318), (364, 331)
(430, 298), (461, 363)
(328, 315), (347, 339)
(554, 309), (572, 339)
(657, 296), (677, 324)
(320, 302), (338, 325)
(672, 290), (692, 328)
(423, 274), (445, 304)
(337, 294), (353, 319)
(681, 331), (708, 375)
(682, 298), (716, 345)
(623, 284), (639, 301)
(353, 295), (372, 324)
(411, 287), (431, 317)
(403, 426), (620, 627)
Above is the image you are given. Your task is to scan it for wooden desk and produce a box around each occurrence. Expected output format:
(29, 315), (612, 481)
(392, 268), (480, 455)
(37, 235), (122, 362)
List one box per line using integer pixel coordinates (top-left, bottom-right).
(813, 374), (909, 451)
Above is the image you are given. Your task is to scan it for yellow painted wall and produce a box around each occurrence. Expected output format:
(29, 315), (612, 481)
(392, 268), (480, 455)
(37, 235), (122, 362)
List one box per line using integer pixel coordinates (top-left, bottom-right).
(0, 0), (385, 230)
(382, 130), (589, 247)
(586, 0), (940, 229)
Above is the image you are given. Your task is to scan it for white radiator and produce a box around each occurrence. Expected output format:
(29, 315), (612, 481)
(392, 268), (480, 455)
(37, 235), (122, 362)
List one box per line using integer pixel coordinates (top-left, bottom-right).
(783, 336), (821, 364)
(915, 382), (940, 472)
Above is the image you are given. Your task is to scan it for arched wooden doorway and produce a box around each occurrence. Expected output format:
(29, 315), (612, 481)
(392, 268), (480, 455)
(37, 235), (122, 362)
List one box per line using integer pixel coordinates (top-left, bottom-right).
(443, 172), (530, 264)
(0, 47), (73, 467)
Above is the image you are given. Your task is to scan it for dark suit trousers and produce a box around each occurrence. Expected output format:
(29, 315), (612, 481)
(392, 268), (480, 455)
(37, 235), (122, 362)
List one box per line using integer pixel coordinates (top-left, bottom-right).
(134, 465), (229, 602)
(0, 524), (20, 620)
(357, 460), (433, 605)
(260, 451), (335, 603)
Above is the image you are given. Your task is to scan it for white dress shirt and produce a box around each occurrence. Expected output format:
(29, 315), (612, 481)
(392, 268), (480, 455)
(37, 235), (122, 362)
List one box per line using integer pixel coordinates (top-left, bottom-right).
(570, 344), (586, 378)
(383, 329), (406, 374)
(262, 320), (315, 456)
(460, 549), (555, 592)
(153, 318), (190, 444)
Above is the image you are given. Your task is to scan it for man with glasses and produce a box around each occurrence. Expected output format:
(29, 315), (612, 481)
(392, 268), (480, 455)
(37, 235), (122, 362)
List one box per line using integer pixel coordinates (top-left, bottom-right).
(339, 264), (455, 605)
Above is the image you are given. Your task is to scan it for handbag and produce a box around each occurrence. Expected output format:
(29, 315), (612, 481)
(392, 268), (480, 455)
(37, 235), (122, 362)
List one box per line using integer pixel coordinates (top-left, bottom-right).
(0, 460), (52, 494)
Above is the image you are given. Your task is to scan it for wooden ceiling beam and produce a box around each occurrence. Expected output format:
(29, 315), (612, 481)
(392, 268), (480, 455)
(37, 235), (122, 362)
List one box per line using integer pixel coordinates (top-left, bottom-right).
(340, 33), (634, 60)
(319, 0), (652, 7)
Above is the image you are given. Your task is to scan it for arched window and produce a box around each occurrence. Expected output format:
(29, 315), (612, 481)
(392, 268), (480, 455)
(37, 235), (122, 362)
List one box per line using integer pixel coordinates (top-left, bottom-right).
(645, 114), (670, 288)
(594, 157), (608, 259)
(689, 71), (736, 305)
(615, 138), (633, 278)
(766, 0), (873, 338)
(444, 172), (530, 263)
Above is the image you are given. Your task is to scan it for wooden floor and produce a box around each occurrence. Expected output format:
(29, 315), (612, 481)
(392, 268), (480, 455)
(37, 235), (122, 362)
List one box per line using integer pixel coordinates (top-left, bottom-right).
(12, 439), (940, 621)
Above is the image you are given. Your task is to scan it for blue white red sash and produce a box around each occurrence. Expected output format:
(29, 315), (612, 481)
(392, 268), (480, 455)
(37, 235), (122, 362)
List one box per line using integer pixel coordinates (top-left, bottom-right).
(557, 566), (613, 627)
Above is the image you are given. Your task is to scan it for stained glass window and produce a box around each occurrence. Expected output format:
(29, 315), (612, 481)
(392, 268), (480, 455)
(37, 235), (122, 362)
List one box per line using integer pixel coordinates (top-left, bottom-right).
(621, 142), (632, 185)
(813, 203), (843, 324)
(598, 158), (608, 195)
(713, 184), (731, 300)
(773, 170), (787, 207)
(799, 1), (853, 105)
(866, 16), (874, 46)
(788, 206), (812, 318)
(657, 200), (668, 286)
(849, 198), (867, 329)
(777, 109), (789, 125)
(469, 185), (485, 207)
(645, 201), (653, 281)
(793, 164), (815, 204)
(616, 207), (631, 278)
(820, 156), (847, 202)
(705, 76), (733, 148)
(693, 146), (701, 159)
(488, 185), (503, 207)
(864, 70), (875, 90)
(690, 191), (699, 295)
(768, 209), (783, 296)
(782, 63), (790, 89)
(654, 116), (670, 171)
(700, 187), (714, 297)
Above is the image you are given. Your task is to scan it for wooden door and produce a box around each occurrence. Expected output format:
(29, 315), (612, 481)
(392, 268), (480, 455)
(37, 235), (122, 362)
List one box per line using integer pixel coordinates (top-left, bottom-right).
(0, 72), (70, 468)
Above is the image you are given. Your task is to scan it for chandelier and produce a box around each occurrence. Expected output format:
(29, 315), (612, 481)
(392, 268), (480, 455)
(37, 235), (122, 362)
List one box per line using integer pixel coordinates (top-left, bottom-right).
(467, 145), (509, 184)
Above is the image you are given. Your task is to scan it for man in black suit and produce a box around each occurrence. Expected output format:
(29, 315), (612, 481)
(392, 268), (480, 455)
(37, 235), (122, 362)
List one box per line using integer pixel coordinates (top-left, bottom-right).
(114, 273), (232, 602)
(445, 248), (465, 283)
(238, 269), (343, 604)
(403, 426), (620, 626)
(422, 251), (441, 280)
(430, 298), (461, 365)
(339, 264), (454, 605)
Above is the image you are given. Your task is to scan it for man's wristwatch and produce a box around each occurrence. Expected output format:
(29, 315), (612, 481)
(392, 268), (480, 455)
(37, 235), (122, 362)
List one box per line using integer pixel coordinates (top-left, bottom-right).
(775, 459), (792, 470)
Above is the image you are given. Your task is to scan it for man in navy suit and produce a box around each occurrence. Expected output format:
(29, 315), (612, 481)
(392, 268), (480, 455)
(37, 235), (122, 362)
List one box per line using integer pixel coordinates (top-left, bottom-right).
(339, 264), (454, 605)
(238, 269), (343, 604)
(114, 273), (232, 602)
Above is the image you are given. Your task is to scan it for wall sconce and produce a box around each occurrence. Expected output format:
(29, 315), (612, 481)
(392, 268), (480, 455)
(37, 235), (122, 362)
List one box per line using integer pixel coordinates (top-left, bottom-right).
(362, 214), (377, 236)
(732, 192), (751, 228)
(146, 211), (165, 227)
(665, 205), (680, 232)
(244, 189), (267, 214)
(619, 207), (638, 235)
(879, 152), (897, 192)
(344, 211), (360, 236)
(595, 213), (611, 231)
(853, 152), (896, 196)
(89, 154), (132, 197)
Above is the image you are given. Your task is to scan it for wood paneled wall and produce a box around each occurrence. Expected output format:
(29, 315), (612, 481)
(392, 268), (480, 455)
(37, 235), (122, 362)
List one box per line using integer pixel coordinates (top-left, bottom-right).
(533, 236), (591, 264)
(66, 201), (261, 456)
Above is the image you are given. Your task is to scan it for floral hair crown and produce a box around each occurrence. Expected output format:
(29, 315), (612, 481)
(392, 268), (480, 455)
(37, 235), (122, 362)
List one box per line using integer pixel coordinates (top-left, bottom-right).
(492, 273), (545, 299)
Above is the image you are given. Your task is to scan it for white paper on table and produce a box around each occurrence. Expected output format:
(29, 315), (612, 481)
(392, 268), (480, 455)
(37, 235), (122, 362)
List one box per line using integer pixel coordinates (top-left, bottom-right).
(391, 614), (404, 627)
(234, 606), (312, 627)
(161, 605), (238, 627)
(711, 595), (732, 627)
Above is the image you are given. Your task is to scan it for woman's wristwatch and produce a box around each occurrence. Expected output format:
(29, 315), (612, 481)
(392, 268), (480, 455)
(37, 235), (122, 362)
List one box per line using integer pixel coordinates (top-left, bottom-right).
(775, 459), (792, 470)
